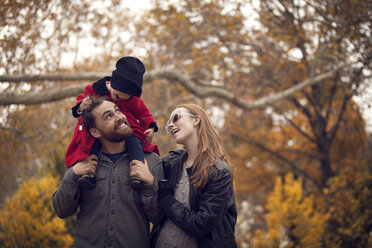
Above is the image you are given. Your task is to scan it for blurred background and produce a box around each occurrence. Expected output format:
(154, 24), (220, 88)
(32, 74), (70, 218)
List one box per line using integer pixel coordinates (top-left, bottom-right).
(0, 0), (371, 247)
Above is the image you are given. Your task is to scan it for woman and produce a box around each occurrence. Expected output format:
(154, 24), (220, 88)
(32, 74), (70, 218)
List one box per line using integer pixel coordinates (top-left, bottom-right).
(151, 103), (238, 248)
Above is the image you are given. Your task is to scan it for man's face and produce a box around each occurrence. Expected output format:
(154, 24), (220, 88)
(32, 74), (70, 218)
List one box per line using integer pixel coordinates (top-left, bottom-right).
(91, 100), (132, 142)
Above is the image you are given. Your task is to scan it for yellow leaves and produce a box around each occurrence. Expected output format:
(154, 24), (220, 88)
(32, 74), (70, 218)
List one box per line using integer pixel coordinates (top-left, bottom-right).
(323, 168), (372, 247)
(254, 173), (329, 248)
(0, 175), (73, 248)
(175, 13), (186, 21)
(257, 168), (372, 248)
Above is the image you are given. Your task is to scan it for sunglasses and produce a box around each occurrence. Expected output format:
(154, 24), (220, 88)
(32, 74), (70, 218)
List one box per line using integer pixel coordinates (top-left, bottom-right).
(166, 111), (196, 132)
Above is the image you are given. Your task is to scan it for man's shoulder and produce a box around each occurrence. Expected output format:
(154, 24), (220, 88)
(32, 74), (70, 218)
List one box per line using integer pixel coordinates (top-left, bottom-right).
(144, 152), (161, 164)
(144, 152), (163, 178)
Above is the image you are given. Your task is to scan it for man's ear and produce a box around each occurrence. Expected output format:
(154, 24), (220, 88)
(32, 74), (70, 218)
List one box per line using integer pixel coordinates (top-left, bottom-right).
(89, 128), (101, 139)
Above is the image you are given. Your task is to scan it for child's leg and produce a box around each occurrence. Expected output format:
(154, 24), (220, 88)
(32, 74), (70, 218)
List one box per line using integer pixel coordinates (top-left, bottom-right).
(90, 140), (101, 156)
(125, 136), (144, 163)
(125, 136), (144, 189)
(77, 140), (101, 188)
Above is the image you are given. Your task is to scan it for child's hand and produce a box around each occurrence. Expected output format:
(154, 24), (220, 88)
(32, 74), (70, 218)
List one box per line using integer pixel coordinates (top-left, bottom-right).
(144, 128), (155, 142)
(72, 154), (98, 176)
(79, 96), (92, 112)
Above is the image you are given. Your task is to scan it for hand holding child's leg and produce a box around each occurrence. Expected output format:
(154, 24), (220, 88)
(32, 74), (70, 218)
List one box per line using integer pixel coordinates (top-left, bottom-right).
(76, 141), (100, 188)
(74, 154), (98, 188)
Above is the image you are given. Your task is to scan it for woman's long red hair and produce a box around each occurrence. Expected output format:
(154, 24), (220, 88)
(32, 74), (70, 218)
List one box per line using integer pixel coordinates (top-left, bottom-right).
(176, 103), (233, 188)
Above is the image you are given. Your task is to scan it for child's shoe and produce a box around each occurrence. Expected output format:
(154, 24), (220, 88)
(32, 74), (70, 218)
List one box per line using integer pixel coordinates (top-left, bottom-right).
(77, 174), (96, 188)
(130, 176), (143, 189)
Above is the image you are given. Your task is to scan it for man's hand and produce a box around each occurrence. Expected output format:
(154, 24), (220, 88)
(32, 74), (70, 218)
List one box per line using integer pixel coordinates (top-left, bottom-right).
(79, 96), (92, 113)
(130, 159), (155, 185)
(144, 128), (154, 142)
(72, 154), (98, 176)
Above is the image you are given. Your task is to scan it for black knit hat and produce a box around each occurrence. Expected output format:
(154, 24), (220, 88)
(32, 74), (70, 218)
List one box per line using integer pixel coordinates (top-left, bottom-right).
(110, 56), (145, 97)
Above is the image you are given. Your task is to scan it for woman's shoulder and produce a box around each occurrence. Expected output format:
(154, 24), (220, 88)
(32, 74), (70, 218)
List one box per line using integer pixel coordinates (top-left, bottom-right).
(161, 149), (185, 163)
(213, 158), (229, 171)
(208, 158), (232, 181)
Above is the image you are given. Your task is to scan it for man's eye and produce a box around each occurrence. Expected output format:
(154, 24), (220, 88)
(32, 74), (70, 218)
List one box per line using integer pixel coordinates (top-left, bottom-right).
(115, 109), (120, 113)
(106, 115), (112, 120)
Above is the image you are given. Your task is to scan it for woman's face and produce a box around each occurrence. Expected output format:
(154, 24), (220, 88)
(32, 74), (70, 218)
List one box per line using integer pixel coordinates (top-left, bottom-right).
(166, 107), (198, 145)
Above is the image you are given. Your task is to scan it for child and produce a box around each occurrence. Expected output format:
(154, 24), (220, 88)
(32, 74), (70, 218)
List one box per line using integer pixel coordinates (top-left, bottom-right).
(65, 56), (159, 188)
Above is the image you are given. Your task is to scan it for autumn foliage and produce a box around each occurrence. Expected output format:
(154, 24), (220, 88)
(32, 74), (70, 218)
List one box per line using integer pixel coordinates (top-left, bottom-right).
(323, 168), (372, 248)
(253, 173), (329, 248)
(0, 0), (371, 247)
(0, 175), (73, 248)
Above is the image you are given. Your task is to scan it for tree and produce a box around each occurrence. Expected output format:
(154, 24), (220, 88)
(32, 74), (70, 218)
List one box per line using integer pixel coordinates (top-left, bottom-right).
(219, 1), (370, 243)
(226, 0), (370, 188)
(0, 175), (73, 248)
(0, 100), (76, 205)
(323, 167), (372, 248)
(252, 173), (329, 248)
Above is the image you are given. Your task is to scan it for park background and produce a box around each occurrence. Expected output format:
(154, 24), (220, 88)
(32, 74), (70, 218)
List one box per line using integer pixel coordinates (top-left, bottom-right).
(0, 0), (371, 247)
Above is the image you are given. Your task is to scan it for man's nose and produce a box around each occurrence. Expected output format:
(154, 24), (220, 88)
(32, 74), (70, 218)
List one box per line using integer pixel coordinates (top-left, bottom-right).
(114, 111), (127, 121)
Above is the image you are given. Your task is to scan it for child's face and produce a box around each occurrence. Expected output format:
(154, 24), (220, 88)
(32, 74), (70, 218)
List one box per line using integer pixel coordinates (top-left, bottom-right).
(106, 82), (132, 101)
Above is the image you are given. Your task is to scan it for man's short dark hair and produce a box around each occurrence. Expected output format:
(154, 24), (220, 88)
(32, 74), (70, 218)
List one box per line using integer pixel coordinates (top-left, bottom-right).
(82, 96), (107, 129)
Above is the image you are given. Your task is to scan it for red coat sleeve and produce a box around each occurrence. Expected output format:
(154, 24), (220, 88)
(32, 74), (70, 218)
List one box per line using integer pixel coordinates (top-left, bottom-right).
(65, 84), (98, 168)
(115, 97), (159, 155)
(77, 84), (97, 104)
(64, 116), (96, 168)
(129, 97), (156, 130)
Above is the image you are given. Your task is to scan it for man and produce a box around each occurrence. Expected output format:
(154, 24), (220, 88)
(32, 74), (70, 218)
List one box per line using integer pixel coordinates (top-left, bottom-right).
(53, 97), (164, 248)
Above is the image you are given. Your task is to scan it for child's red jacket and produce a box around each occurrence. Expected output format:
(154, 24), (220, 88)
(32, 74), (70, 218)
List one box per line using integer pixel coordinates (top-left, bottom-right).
(65, 77), (159, 168)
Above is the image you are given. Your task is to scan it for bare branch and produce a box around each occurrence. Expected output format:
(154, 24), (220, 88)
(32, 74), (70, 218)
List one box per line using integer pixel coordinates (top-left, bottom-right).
(328, 93), (352, 143)
(0, 125), (22, 134)
(0, 84), (84, 105)
(278, 109), (317, 143)
(0, 72), (108, 83)
(0, 63), (350, 107)
(231, 133), (322, 190)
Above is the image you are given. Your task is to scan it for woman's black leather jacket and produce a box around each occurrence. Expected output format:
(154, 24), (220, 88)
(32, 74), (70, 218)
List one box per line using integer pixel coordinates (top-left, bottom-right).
(150, 149), (238, 248)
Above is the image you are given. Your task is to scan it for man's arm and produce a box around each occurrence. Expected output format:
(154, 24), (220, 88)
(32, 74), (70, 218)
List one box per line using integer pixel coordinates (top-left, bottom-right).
(53, 155), (98, 218)
(52, 168), (81, 218)
(131, 153), (165, 225)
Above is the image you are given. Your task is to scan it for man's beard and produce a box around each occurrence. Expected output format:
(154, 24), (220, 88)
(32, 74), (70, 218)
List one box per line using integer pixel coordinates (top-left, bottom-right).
(99, 120), (133, 143)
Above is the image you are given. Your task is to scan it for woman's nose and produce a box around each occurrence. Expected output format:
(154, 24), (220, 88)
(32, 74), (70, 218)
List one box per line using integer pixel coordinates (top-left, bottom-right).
(166, 122), (174, 132)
